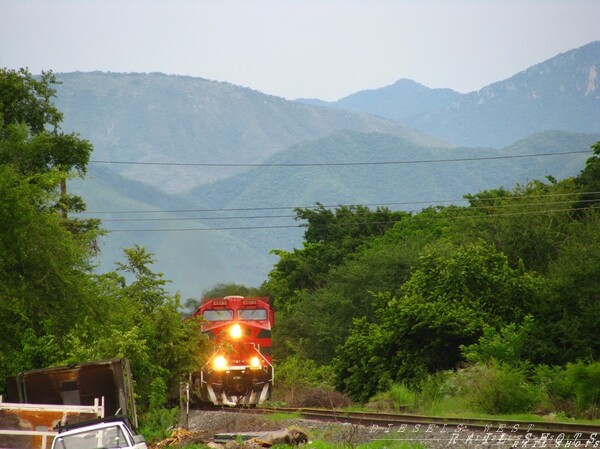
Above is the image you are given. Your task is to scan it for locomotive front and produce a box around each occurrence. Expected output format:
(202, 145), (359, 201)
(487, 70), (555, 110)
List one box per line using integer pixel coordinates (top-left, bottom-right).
(191, 295), (274, 407)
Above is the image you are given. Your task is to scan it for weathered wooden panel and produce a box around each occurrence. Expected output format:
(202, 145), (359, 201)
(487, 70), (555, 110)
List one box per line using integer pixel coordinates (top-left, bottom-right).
(0, 400), (103, 449)
(6, 359), (133, 418)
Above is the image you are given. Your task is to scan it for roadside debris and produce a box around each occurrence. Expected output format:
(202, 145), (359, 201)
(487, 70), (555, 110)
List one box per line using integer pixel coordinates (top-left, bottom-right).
(151, 428), (209, 448)
(151, 427), (309, 448)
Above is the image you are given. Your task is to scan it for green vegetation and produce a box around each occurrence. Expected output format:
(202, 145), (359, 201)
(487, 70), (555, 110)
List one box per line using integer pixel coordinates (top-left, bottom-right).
(3, 66), (600, 447)
(54, 69), (599, 301)
(264, 141), (600, 420)
(0, 68), (208, 415)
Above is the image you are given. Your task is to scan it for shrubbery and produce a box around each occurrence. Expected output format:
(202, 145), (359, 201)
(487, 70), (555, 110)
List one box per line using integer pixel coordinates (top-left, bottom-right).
(459, 361), (539, 414)
(362, 361), (600, 419)
(541, 361), (600, 418)
(273, 354), (351, 407)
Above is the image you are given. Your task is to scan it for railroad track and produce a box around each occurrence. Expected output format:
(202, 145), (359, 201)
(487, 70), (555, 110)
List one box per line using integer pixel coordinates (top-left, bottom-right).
(251, 407), (600, 445)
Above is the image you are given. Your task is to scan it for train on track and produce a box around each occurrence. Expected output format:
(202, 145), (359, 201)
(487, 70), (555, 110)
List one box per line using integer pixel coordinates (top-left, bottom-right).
(189, 295), (274, 407)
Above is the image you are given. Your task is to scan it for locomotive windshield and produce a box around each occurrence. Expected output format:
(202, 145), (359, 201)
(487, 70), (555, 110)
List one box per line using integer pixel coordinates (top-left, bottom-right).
(237, 308), (267, 321)
(203, 309), (233, 321)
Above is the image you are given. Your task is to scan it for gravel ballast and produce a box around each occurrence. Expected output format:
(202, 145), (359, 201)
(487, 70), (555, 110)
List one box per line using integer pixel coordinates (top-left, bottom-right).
(183, 410), (556, 449)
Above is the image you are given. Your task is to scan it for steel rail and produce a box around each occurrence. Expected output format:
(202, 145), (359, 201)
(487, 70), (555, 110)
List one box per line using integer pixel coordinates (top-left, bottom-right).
(258, 406), (600, 439)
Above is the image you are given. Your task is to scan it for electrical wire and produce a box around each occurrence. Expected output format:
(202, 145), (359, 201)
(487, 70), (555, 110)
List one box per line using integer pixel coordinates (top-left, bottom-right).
(96, 198), (600, 222)
(89, 149), (591, 167)
(80, 151), (599, 232)
(102, 205), (599, 232)
(78, 191), (600, 216)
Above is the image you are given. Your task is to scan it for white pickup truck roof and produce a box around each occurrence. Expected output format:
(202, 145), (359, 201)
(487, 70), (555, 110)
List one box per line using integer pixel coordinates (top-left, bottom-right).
(51, 417), (147, 449)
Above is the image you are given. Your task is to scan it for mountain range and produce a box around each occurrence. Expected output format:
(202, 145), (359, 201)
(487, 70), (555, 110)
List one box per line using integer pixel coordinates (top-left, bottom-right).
(57, 41), (600, 299)
(299, 41), (600, 147)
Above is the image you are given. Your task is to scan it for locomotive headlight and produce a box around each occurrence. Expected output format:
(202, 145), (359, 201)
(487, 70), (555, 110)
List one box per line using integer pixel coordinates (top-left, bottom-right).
(213, 355), (227, 370)
(250, 356), (261, 368)
(230, 323), (242, 339)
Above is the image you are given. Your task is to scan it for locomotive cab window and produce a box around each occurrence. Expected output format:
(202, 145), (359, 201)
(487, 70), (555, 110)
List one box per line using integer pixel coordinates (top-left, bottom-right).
(237, 308), (267, 321)
(203, 309), (234, 321)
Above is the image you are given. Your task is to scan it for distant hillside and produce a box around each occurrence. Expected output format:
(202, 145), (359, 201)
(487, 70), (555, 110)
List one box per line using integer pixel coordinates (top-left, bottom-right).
(297, 79), (462, 121)
(405, 41), (600, 147)
(306, 41), (600, 148)
(185, 129), (600, 263)
(189, 130), (599, 210)
(71, 165), (277, 300)
(72, 127), (598, 299)
(54, 72), (446, 194)
(56, 42), (600, 298)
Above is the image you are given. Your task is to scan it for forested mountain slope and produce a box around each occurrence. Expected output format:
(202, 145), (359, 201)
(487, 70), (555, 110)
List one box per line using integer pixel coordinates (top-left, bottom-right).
(71, 166), (273, 297)
(54, 72), (446, 194)
(56, 42), (600, 298)
(405, 41), (600, 147)
(308, 41), (600, 148)
(298, 78), (462, 121)
(189, 130), (599, 209)
(183, 129), (599, 268)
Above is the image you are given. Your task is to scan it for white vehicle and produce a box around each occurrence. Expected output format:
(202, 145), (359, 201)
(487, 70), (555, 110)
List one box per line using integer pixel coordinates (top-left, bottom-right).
(51, 416), (147, 449)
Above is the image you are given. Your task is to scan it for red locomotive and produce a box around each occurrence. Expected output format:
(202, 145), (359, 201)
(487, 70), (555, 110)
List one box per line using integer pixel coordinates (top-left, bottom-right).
(190, 295), (274, 407)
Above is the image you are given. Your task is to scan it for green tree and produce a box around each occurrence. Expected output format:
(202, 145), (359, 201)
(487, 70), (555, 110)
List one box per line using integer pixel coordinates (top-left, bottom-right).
(267, 204), (409, 310)
(59, 246), (209, 410)
(464, 179), (574, 273)
(460, 316), (536, 365)
(263, 203), (409, 364)
(0, 166), (100, 380)
(273, 237), (423, 364)
(528, 211), (600, 364)
(271, 205), (477, 364)
(332, 315), (394, 402)
(0, 68), (101, 393)
(334, 241), (541, 401)
(0, 68), (63, 134)
(0, 68), (94, 222)
(573, 141), (600, 211)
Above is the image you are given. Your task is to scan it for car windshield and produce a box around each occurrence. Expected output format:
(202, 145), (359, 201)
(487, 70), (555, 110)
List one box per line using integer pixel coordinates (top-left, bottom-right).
(237, 308), (267, 320)
(203, 309), (234, 321)
(53, 425), (128, 449)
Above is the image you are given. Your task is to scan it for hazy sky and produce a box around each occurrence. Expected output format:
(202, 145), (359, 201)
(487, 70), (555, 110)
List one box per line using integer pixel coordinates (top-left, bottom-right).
(2, 0), (599, 101)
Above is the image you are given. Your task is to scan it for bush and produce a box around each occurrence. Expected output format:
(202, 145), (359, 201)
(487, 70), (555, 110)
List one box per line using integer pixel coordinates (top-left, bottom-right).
(565, 361), (600, 418)
(366, 383), (414, 412)
(389, 383), (415, 409)
(274, 354), (337, 405)
(461, 361), (539, 414)
(534, 362), (600, 418)
(533, 364), (576, 416)
(287, 385), (352, 408)
(412, 371), (454, 413)
(139, 407), (179, 444)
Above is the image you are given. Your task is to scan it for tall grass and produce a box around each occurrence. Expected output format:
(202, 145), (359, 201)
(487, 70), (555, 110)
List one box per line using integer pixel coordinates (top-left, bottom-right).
(366, 361), (600, 422)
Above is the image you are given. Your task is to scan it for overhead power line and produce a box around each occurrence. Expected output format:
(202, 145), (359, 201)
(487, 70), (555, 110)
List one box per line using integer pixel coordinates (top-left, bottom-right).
(96, 198), (600, 223)
(80, 199), (467, 215)
(103, 205), (598, 233)
(78, 191), (600, 216)
(89, 149), (592, 167)
(101, 214), (297, 222)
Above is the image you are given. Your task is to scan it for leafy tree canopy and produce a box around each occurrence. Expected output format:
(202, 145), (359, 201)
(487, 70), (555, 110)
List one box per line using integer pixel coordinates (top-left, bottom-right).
(0, 165), (99, 377)
(58, 246), (209, 411)
(267, 204), (409, 309)
(0, 68), (63, 134)
(333, 241), (541, 401)
(574, 141), (600, 211)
